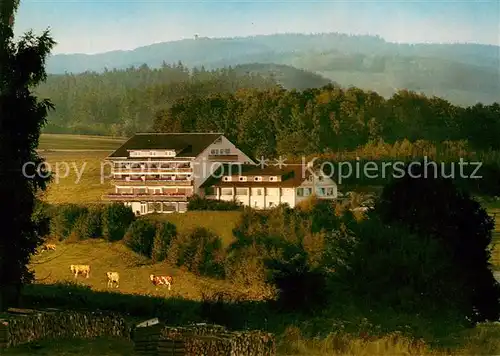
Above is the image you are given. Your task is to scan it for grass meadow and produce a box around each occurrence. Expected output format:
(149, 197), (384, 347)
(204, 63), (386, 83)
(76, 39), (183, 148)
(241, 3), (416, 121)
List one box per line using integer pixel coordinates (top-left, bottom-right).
(39, 151), (113, 205)
(7, 134), (499, 355)
(39, 134), (126, 150)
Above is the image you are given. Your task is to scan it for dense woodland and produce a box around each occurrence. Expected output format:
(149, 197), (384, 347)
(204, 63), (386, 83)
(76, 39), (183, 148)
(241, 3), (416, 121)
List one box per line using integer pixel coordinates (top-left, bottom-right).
(38, 63), (500, 160)
(37, 64), (278, 136)
(153, 85), (500, 158)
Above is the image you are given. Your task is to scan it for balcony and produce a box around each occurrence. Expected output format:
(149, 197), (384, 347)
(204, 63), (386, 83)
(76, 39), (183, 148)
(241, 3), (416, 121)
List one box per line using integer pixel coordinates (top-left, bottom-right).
(103, 193), (190, 202)
(113, 165), (192, 173)
(112, 178), (192, 186)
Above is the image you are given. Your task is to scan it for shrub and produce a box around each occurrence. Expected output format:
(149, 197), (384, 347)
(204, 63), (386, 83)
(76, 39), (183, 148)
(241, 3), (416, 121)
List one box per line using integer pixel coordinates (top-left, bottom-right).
(168, 227), (225, 278)
(151, 221), (177, 262)
(49, 204), (89, 240)
(338, 216), (456, 313)
(85, 205), (104, 238)
(187, 195), (243, 211)
(32, 199), (51, 238)
(373, 161), (500, 322)
(102, 203), (135, 241)
(123, 219), (156, 257)
(265, 246), (328, 312)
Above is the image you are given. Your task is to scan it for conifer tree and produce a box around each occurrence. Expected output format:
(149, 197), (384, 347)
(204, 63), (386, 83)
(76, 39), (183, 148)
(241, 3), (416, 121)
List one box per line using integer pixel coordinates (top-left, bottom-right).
(0, 0), (55, 310)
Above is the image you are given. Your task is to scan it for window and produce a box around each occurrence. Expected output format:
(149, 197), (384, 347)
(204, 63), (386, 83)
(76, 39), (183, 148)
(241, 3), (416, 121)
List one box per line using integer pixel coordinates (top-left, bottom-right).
(238, 176), (247, 182)
(318, 176), (323, 181)
(211, 149), (218, 155)
(224, 148), (230, 155)
(255, 188), (263, 196)
(300, 188), (312, 196)
(223, 176), (232, 182)
(148, 202), (161, 212)
(254, 176), (262, 182)
(316, 188), (326, 196)
(236, 188), (248, 195)
(163, 202), (176, 212)
(326, 187), (335, 196)
(221, 188), (233, 195)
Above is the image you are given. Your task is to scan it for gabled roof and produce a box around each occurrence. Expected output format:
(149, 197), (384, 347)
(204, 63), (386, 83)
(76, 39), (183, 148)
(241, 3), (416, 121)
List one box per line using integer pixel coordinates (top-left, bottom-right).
(108, 133), (223, 159)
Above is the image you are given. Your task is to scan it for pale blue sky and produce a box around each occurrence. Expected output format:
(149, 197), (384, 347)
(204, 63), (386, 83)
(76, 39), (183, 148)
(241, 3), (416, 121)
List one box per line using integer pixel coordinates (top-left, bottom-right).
(13, 0), (500, 54)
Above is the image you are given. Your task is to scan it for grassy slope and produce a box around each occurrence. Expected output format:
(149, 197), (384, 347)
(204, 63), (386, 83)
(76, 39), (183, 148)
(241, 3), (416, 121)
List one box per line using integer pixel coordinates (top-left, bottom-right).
(38, 134), (123, 204)
(31, 238), (258, 302)
(39, 134), (126, 150)
(40, 151), (113, 204)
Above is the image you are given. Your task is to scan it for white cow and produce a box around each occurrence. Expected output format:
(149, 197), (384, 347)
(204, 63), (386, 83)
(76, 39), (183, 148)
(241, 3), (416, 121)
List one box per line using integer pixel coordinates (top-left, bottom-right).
(106, 272), (119, 288)
(70, 264), (90, 278)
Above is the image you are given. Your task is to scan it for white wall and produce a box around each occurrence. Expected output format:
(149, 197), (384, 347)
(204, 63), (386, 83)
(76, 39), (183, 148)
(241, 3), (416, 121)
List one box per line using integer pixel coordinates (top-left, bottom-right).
(280, 188), (296, 208)
(193, 135), (254, 194)
(296, 174), (338, 204)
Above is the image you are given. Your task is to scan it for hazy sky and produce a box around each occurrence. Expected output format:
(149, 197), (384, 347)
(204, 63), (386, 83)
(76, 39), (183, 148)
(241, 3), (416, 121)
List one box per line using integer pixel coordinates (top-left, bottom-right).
(13, 0), (500, 54)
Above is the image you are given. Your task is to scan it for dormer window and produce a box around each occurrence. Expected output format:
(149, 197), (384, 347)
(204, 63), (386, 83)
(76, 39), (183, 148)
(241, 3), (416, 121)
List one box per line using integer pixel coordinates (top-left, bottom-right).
(223, 176), (232, 182)
(254, 176), (262, 182)
(269, 176), (278, 181)
(239, 176), (247, 182)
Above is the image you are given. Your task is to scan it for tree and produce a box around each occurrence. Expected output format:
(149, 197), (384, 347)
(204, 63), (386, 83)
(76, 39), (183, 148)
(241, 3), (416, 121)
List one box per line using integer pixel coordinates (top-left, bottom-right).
(0, 1), (56, 310)
(373, 161), (500, 322)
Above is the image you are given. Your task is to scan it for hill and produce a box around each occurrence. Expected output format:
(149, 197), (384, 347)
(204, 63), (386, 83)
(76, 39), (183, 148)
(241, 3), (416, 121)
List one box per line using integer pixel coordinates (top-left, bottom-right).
(45, 33), (500, 106)
(233, 63), (334, 91)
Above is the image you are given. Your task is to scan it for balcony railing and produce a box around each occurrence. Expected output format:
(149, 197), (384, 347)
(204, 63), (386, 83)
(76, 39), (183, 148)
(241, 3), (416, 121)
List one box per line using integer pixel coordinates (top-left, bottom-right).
(112, 178), (192, 186)
(114, 167), (192, 172)
(103, 193), (190, 201)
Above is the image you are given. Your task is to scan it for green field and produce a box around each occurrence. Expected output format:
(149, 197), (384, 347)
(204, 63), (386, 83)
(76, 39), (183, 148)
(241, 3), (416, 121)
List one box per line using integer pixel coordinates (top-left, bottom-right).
(40, 151), (112, 204)
(39, 134), (126, 150)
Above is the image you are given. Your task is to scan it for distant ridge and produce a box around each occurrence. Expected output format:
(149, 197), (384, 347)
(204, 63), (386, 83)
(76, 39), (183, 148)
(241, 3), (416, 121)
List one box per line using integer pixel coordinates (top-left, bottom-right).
(44, 32), (499, 107)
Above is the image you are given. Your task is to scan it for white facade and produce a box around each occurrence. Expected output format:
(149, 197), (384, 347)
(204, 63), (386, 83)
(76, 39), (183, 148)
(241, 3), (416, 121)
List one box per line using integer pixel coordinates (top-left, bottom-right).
(205, 170), (338, 210)
(104, 134), (253, 215)
(192, 135), (254, 194)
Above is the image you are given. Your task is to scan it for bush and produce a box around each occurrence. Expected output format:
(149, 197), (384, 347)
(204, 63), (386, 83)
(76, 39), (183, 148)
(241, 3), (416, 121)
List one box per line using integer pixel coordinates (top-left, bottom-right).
(123, 219), (156, 257)
(188, 195), (243, 211)
(338, 216), (456, 313)
(102, 203), (135, 241)
(85, 205), (104, 238)
(151, 221), (177, 262)
(32, 199), (51, 238)
(373, 161), (500, 322)
(168, 227), (225, 278)
(49, 204), (89, 240)
(265, 245), (328, 312)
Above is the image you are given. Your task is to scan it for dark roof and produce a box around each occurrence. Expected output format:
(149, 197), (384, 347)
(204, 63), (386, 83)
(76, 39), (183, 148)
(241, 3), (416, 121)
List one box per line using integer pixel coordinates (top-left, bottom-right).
(108, 133), (224, 159)
(200, 164), (310, 188)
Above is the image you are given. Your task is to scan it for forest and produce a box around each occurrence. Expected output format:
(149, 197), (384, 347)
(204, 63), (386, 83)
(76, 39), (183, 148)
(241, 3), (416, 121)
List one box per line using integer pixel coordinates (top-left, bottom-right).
(37, 62), (500, 159)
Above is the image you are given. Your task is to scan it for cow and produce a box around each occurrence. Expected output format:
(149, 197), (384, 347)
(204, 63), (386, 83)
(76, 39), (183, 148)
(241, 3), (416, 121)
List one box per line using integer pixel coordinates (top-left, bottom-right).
(41, 243), (56, 252)
(70, 264), (90, 278)
(106, 272), (119, 288)
(150, 274), (173, 291)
